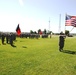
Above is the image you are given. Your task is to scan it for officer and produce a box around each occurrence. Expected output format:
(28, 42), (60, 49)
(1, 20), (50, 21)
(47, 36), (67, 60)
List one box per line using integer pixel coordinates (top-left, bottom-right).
(59, 32), (66, 52)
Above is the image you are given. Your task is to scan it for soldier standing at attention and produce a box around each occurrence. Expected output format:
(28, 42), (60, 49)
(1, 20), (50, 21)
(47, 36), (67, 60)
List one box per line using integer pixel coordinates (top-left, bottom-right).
(10, 33), (13, 46)
(6, 33), (9, 44)
(1, 33), (5, 45)
(59, 32), (66, 52)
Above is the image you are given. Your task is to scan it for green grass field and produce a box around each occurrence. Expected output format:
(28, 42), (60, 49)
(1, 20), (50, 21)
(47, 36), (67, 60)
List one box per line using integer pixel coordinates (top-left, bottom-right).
(0, 36), (76, 75)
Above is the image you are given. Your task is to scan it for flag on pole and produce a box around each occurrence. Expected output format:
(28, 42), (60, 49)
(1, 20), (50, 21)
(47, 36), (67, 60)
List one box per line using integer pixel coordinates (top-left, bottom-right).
(65, 14), (71, 26)
(65, 14), (76, 27)
(16, 24), (21, 36)
(71, 16), (76, 27)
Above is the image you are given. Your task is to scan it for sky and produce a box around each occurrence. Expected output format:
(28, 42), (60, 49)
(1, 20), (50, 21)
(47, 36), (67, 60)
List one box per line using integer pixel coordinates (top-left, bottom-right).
(0, 0), (76, 33)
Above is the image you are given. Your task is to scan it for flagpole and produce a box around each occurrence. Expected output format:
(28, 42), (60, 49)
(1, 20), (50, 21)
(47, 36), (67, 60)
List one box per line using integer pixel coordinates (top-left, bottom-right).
(49, 17), (50, 32)
(59, 14), (61, 33)
(65, 13), (67, 33)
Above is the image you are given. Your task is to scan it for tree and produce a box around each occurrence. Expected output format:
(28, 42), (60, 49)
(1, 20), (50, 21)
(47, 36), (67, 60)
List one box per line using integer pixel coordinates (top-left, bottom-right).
(38, 29), (41, 34)
(65, 30), (69, 36)
(43, 29), (46, 34)
(30, 30), (33, 34)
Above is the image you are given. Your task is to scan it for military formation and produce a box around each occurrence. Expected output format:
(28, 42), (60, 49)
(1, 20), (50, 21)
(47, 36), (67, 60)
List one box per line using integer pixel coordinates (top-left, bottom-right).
(0, 31), (66, 52)
(0, 32), (16, 46)
(20, 33), (49, 38)
(0, 32), (51, 46)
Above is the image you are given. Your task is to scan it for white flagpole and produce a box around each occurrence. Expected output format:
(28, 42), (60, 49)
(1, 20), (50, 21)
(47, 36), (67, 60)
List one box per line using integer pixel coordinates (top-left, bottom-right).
(59, 14), (61, 33)
(65, 13), (67, 33)
(49, 17), (50, 32)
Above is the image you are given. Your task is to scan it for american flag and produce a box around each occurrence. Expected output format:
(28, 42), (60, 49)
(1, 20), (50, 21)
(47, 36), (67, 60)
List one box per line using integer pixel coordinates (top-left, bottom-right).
(65, 14), (76, 27)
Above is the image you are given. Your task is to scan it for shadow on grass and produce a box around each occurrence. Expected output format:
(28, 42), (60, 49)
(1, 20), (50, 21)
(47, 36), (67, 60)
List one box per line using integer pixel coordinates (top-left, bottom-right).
(11, 45), (16, 47)
(2, 43), (6, 45)
(20, 41), (24, 42)
(62, 50), (76, 55)
(14, 40), (17, 42)
(22, 46), (27, 48)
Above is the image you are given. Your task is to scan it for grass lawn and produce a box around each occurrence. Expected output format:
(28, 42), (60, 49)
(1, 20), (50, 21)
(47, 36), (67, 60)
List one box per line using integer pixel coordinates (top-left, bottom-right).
(0, 36), (76, 75)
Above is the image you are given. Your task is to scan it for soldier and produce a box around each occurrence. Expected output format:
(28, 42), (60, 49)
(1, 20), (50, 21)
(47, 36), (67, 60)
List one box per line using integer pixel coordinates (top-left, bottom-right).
(59, 32), (66, 52)
(1, 33), (5, 45)
(10, 33), (13, 46)
(6, 33), (9, 44)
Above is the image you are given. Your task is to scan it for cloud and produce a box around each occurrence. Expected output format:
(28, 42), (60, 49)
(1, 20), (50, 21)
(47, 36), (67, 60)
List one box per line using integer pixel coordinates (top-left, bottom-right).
(19, 0), (24, 6)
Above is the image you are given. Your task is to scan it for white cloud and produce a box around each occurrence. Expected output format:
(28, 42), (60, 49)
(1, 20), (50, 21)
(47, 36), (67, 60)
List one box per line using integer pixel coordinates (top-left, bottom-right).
(19, 0), (24, 6)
